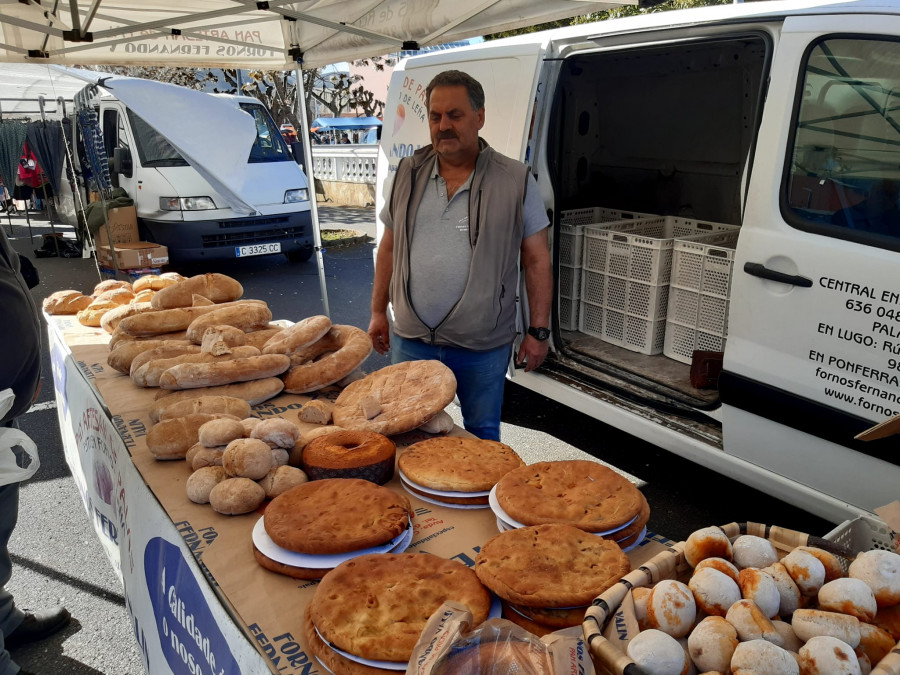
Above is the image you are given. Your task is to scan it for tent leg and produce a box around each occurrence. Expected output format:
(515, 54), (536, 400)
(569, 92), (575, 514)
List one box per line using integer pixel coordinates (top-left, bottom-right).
(295, 62), (331, 319)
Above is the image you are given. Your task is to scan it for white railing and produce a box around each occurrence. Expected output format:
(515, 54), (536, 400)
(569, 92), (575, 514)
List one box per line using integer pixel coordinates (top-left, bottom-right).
(310, 145), (378, 184)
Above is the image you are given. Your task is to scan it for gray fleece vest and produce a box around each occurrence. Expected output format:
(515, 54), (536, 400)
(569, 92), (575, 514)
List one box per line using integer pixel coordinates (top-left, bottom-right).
(389, 140), (528, 350)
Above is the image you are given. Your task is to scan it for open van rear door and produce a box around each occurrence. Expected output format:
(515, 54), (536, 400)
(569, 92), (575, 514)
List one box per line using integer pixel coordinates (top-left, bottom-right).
(723, 16), (900, 519)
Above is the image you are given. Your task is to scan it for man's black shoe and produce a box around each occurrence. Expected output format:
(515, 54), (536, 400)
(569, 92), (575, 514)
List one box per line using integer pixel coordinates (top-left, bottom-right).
(5, 607), (71, 649)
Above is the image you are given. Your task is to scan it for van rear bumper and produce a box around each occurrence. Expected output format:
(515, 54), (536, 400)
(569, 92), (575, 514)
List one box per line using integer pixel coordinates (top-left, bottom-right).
(138, 210), (313, 262)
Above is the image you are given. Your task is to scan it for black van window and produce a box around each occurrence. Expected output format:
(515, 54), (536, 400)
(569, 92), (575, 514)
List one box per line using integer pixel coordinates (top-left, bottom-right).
(238, 102), (291, 163)
(785, 38), (900, 245)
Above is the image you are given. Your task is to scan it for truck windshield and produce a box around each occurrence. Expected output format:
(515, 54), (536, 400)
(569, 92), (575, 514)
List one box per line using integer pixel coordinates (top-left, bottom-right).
(239, 102), (292, 163)
(127, 110), (189, 167)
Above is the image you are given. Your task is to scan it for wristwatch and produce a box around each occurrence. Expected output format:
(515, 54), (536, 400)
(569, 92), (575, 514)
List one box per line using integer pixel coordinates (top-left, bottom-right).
(527, 326), (551, 341)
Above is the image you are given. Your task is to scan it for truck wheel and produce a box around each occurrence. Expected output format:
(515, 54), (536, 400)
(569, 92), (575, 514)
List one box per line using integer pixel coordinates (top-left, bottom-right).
(285, 248), (313, 263)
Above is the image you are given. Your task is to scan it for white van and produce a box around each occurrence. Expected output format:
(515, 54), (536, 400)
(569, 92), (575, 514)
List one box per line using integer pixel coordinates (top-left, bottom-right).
(377, 0), (900, 524)
(61, 85), (314, 263)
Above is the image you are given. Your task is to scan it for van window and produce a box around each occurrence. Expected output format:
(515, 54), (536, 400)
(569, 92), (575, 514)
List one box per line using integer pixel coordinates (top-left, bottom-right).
(238, 102), (292, 163)
(127, 110), (189, 167)
(785, 37), (900, 247)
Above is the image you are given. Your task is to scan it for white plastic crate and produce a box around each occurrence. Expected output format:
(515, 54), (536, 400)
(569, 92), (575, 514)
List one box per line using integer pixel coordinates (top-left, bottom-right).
(663, 321), (728, 364)
(560, 207), (658, 227)
(559, 225), (584, 267)
(559, 296), (578, 330)
(669, 232), (739, 297)
(559, 264), (582, 299)
(825, 514), (896, 573)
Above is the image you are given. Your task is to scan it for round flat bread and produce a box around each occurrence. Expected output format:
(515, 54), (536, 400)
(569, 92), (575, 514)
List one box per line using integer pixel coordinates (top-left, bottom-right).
(401, 480), (489, 505)
(500, 603), (554, 638)
(252, 545), (329, 580)
(263, 479), (412, 555)
(474, 523), (631, 607)
(496, 460), (642, 532)
(398, 437), (524, 492)
(303, 606), (394, 675)
(332, 360), (456, 436)
(310, 552), (491, 663)
(603, 491), (650, 544)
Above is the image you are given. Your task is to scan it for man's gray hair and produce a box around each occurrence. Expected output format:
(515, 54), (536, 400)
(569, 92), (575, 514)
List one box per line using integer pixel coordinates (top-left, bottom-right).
(426, 70), (485, 112)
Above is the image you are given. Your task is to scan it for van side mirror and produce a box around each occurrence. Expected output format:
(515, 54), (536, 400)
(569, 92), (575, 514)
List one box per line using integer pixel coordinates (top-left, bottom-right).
(111, 147), (133, 178)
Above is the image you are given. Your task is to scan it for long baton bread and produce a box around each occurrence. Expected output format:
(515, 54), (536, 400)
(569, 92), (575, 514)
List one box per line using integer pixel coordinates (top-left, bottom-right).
(155, 396), (251, 422)
(117, 300), (267, 337)
(150, 273), (244, 309)
(106, 338), (194, 374)
(108, 328), (189, 350)
(133, 346), (261, 387)
(159, 354), (291, 389)
(260, 315), (331, 354)
(100, 301), (155, 334)
(129, 344), (202, 377)
(150, 378), (285, 420)
(186, 303), (273, 343)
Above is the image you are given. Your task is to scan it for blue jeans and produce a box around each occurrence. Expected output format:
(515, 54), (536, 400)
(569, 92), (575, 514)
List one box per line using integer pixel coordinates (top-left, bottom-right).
(391, 335), (511, 441)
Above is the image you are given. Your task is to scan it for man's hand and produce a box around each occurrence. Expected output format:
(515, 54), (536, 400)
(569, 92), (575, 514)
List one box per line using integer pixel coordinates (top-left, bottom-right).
(516, 334), (548, 372)
(368, 312), (391, 355)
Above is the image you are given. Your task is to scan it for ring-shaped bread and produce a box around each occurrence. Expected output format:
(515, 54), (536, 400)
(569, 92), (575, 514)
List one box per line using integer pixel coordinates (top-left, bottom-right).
(281, 325), (371, 393)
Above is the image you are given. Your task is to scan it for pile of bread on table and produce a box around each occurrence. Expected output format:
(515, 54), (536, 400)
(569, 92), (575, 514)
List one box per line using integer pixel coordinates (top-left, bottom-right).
(619, 525), (900, 675)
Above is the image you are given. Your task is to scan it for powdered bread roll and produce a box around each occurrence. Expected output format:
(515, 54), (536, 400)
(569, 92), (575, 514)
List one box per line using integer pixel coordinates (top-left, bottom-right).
(725, 599), (782, 645)
(763, 562), (803, 618)
(688, 616), (738, 673)
(186, 466), (228, 504)
(191, 448), (225, 471)
(626, 629), (689, 675)
(418, 410), (454, 434)
(798, 636), (861, 675)
(251, 418), (300, 449)
(151, 273), (243, 309)
(797, 546), (844, 584)
(223, 438), (273, 480)
(818, 578), (878, 623)
(772, 620), (803, 652)
(298, 399), (333, 425)
(690, 567), (741, 617)
(198, 418), (245, 448)
(731, 640), (799, 674)
(258, 466), (308, 498)
(732, 535), (778, 570)
(43, 290), (93, 315)
(147, 413), (234, 460)
(694, 557), (740, 584)
(781, 548), (826, 597)
(155, 396), (251, 422)
(857, 621), (895, 664)
(792, 609), (860, 647)
(849, 549), (900, 607)
(857, 649), (872, 675)
(648, 579), (696, 638)
(873, 603), (900, 640)
(740, 568), (781, 618)
(685, 527), (734, 568)
(209, 478), (265, 515)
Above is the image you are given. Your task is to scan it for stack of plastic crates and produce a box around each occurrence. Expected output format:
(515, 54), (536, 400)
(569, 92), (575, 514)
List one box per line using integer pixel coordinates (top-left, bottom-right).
(558, 208), (655, 331)
(663, 231), (740, 364)
(579, 216), (739, 355)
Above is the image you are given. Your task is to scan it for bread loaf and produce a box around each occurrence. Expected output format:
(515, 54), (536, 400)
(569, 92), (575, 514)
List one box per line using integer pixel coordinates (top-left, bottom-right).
(147, 413), (236, 460)
(251, 418), (300, 449)
(297, 399), (333, 425)
(186, 304), (272, 344)
(155, 396), (251, 422)
(108, 328), (188, 350)
(151, 273), (243, 309)
(93, 287), (135, 306)
(243, 326), (284, 350)
(117, 300), (265, 337)
(93, 279), (132, 296)
(77, 299), (119, 327)
(198, 418), (245, 448)
(150, 378), (284, 419)
(694, 557), (740, 584)
(129, 343), (202, 378)
(191, 294), (214, 306)
(261, 315), (331, 354)
(100, 302), (155, 334)
(199, 326), (246, 354)
(106, 338), (193, 374)
(818, 578), (878, 622)
(763, 562), (803, 618)
(781, 548), (826, 597)
(191, 448), (225, 471)
(739, 568), (781, 619)
(42, 290), (93, 315)
(647, 579), (696, 638)
(133, 274), (178, 293)
(159, 354), (290, 390)
(223, 438), (274, 479)
(133, 346), (261, 387)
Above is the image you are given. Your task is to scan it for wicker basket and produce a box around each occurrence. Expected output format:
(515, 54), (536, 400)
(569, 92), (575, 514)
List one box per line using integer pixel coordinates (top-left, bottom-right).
(581, 521), (900, 675)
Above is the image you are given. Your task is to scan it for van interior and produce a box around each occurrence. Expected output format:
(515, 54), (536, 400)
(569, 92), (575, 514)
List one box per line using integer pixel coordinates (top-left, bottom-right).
(544, 34), (769, 416)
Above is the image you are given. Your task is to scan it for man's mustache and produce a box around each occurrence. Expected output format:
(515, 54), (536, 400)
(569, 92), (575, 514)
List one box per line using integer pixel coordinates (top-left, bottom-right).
(436, 131), (457, 140)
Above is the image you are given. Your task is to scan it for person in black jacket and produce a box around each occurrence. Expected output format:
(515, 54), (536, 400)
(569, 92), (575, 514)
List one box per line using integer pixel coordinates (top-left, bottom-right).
(0, 230), (70, 675)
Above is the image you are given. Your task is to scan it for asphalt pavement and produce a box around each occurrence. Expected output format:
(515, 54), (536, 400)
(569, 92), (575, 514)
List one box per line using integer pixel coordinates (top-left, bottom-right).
(0, 203), (834, 674)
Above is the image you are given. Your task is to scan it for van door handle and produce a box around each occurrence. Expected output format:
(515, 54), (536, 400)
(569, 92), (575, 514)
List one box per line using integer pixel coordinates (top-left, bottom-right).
(743, 262), (813, 287)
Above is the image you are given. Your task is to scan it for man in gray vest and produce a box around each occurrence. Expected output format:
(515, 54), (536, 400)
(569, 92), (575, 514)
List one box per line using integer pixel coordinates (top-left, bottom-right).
(368, 70), (552, 441)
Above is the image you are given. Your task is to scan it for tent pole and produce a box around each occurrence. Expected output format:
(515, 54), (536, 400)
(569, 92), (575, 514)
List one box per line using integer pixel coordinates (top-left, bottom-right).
(295, 61), (330, 318)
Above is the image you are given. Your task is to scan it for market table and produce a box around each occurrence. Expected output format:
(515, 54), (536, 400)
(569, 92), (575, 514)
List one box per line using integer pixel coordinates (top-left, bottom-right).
(47, 314), (674, 675)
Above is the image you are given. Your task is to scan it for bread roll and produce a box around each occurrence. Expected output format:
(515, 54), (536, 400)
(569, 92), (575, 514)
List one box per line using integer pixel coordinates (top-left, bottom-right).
(694, 557), (740, 584)
(150, 378), (284, 417)
(250, 418), (300, 449)
(191, 448), (225, 471)
(186, 466), (227, 504)
(872, 602), (900, 640)
(647, 579), (696, 638)
(725, 599), (782, 645)
(772, 620), (803, 652)
(155, 396), (251, 423)
(151, 273), (244, 309)
(43, 290), (93, 315)
(740, 568), (781, 618)
(690, 567), (741, 617)
(857, 621), (895, 664)
(797, 546), (844, 584)
(626, 629), (689, 675)
(685, 527), (734, 568)
(688, 616), (738, 673)
(763, 562), (802, 618)
(159, 353), (290, 390)
(856, 648), (872, 675)
(849, 549), (900, 608)
(147, 413), (233, 460)
(185, 443), (204, 467)
(781, 548), (826, 597)
(298, 399), (334, 425)
(209, 478), (265, 515)
(223, 438), (273, 480)
(791, 609), (860, 648)
(198, 418), (245, 448)
(732, 535), (778, 570)
(271, 448), (289, 467)
(633, 587), (651, 631)
(818, 578), (878, 623)
(186, 303), (272, 343)
(798, 635), (861, 675)
(241, 417), (263, 435)
(258, 466), (308, 498)
(731, 639), (799, 674)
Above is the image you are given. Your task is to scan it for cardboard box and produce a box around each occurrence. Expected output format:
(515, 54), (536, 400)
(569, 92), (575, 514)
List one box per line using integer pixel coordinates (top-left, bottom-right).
(97, 241), (169, 270)
(95, 206), (139, 246)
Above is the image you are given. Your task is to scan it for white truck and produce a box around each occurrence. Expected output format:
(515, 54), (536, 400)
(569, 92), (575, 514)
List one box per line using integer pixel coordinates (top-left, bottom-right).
(59, 74), (314, 263)
(376, 0), (900, 524)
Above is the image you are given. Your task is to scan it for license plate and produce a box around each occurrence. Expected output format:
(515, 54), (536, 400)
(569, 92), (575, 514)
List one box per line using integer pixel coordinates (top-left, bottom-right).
(236, 242), (281, 257)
